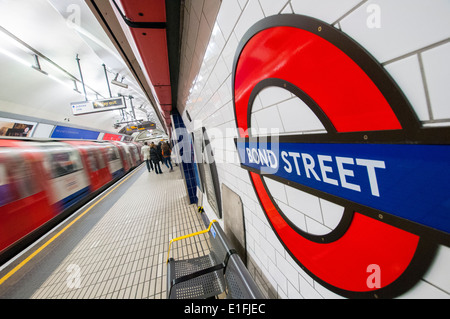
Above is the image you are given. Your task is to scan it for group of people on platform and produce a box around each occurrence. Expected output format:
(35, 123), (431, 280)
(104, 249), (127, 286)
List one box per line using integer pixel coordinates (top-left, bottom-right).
(141, 140), (174, 174)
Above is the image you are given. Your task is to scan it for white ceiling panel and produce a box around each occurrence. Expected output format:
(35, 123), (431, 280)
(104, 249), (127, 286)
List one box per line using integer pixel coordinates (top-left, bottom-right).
(0, 0), (163, 134)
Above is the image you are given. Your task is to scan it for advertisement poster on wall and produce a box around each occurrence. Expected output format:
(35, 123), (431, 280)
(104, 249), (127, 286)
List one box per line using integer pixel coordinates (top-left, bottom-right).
(0, 117), (36, 137)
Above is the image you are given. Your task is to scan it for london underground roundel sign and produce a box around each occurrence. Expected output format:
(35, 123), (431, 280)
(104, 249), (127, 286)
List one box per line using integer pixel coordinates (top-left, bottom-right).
(232, 15), (450, 298)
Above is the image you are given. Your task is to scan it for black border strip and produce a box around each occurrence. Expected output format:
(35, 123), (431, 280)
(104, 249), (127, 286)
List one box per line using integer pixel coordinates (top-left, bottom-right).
(111, 0), (167, 29)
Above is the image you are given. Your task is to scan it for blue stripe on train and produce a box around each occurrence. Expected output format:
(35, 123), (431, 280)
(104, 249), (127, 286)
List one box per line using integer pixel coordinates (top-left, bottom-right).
(112, 168), (125, 179)
(58, 186), (91, 210)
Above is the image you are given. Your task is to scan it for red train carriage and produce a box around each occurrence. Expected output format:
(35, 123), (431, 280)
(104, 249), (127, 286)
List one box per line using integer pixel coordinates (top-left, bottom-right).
(111, 141), (133, 172)
(0, 140), (57, 253)
(131, 141), (143, 162)
(125, 142), (141, 168)
(64, 140), (113, 192)
(96, 141), (124, 179)
(0, 138), (138, 261)
(33, 141), (91, 211)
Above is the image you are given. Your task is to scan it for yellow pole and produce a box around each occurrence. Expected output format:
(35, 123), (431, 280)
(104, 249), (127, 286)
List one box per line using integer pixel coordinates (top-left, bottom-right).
(166, 219), (217, 264)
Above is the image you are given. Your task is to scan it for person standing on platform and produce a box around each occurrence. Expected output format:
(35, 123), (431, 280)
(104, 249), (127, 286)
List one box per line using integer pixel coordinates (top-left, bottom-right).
(162, 141), (173, 171)
(150, 142), (162, 174)
(141, 142), (153, 172)
(157, 141), (163, 163)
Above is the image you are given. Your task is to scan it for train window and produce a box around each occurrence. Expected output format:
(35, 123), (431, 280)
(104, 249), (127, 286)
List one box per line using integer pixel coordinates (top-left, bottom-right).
(95, 150), (106, 169)
(86, 150), (99, 172)
(0, 158), (39, 205)
(106, 146), (120, 161)
(50, 150), (83, 179)
(129, 145), (139, 161)
(35, 144), (83, 179)
(13, 160), (38, 198)
(0, 164), (12, 206)
(0, 164), (7, 186)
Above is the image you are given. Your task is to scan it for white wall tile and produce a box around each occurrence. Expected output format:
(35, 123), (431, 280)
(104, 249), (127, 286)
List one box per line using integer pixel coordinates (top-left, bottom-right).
(423, 245), (450, 294)
(287, 281), (303, 298)
(264, 177), (288, 203)
(204, 24), (225, 66)
(422, 42), (450, 120)
(315, 281), (345, 299)
(233, 0), (265, 40)
(398, 279), (450, 299)
(276, 250), (300, 289)
(281, 4), (293, 14)
(264, 224), (287, 255)
(258, 0), (290, 17)
(221, 31), (239, 71)
(277, 96), (326, 133)
(291, 0), (362, 24)
(257, 86), (292, 108)
(216, 0), (241, 40)
(319, 199), (344, 230)
(252, 105), (284, 132)
(237, 0), (248, 11)
(339, 0), (450, 63)
(285, 186), (322, 223)
(384, 54), (430, 121)
(277, 200), (307, 231)
(268, 257), (287, 293)
(305, 216), (331, 235)
(299, 276), (324, 299)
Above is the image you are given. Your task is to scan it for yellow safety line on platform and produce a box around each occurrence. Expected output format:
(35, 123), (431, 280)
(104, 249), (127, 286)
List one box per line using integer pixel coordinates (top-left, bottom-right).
(166, 219), (217, 264)
(0, 166), (142, 286)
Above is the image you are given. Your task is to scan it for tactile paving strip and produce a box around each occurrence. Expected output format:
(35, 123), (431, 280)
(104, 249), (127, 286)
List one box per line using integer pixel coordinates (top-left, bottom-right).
(30, 166), (209, 299)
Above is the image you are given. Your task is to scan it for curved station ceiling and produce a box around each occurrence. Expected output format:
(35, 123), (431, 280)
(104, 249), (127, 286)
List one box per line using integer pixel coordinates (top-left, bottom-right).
(0, 0), (181, 138)
(90, 0), (182, 135)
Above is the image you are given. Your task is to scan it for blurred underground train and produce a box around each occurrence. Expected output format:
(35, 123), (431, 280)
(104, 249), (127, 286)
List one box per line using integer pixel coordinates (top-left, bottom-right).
(0, 138), (142, 263)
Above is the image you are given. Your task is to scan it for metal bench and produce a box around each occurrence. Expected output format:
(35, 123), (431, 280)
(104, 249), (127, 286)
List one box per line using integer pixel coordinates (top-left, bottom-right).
(166, 220), (264, 299)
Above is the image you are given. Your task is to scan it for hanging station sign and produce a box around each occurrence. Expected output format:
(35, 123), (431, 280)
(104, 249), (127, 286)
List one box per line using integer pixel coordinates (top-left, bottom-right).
(71, 97), (126, 115)
(120, 121), (156, 134)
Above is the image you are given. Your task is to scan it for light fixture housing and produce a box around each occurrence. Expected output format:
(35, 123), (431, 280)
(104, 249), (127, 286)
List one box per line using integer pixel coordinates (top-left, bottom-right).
(111, 79), (128, 88)
(111, 73), (128, 88)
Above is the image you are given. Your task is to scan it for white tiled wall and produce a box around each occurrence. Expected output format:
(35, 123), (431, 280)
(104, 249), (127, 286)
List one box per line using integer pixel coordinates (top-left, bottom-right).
(177, 0), (450, 299)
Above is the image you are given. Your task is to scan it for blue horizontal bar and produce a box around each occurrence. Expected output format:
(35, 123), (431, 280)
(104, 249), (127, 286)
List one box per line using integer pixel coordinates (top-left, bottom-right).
(237, 141), (450, 235)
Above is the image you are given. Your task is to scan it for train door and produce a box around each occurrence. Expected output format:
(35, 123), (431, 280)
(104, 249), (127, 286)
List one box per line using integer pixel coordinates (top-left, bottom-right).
(112, 141), (132, 172)
(64, 141), (112, 191)
(37, 142), (90, 210)
(102, 143), (124, 178)
(0, 142), (55, 253)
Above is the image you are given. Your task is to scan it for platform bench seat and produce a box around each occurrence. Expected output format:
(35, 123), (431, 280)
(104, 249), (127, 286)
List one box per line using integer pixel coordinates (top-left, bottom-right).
(166, 220), (264, 299)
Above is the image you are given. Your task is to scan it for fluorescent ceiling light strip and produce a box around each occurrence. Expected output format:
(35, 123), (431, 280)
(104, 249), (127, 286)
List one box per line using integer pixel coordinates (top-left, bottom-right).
(48, 74), (80, 92)
(0, 47), (32, 67)
(0, 26), (105, 100)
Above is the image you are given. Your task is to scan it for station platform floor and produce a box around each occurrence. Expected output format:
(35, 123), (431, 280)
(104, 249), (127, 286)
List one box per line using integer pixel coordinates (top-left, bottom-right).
(0, 163), (210, 299)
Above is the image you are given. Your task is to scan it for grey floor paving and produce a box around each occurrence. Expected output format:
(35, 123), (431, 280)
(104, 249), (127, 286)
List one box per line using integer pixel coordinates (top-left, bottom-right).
(28, 165), (209, 299)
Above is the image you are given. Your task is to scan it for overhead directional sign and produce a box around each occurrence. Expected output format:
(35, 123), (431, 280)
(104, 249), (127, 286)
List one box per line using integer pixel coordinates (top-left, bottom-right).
(71, 97), (126, 115)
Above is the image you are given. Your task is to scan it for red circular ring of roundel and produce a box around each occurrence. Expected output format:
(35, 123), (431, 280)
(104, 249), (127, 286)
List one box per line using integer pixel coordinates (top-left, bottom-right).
(232, 15), (437, 298)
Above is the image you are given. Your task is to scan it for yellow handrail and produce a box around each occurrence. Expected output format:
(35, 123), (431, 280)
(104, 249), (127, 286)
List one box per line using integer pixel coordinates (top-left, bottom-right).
(166, 219), (217, 264)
